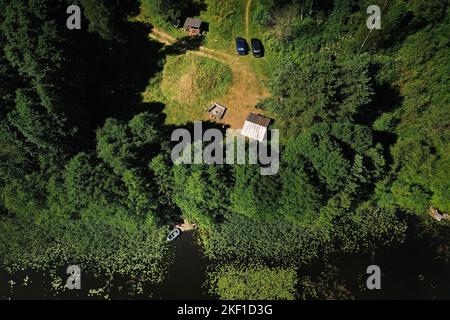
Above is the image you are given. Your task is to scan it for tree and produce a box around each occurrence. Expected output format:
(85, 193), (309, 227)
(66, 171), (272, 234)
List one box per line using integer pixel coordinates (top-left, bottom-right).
(260, 52), (372, 135)
(1, 0), (84, 156)
(80, 0), (137, 41)
(383, 16), (450, 215)
(172, 164), (232, 227)
(143, 0), (183, 24)
(96, 112), (160, 175)
(7, 89), (66, 152)
(230, 165), (281, 220)
(2, 0), (68, 113)
(278, 155), (323, 224)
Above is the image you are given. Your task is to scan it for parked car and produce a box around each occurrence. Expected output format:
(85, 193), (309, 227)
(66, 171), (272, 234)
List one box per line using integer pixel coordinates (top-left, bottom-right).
(251, 38), (264, 58)
(236, 37), (248, 55)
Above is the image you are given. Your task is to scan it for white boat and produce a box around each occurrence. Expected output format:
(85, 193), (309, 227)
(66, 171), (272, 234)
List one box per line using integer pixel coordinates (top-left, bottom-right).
(166, 227), (181, 242)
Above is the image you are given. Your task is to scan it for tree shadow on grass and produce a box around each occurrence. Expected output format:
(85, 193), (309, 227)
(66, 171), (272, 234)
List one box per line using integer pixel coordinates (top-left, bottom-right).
(73, 20), (169, 150)
(93, 22), (166, 122)
(183, 0), (208, 18)
(163, 35), (205, 55)
(82, 20), (206, 139)
(174, 0), (208, 25)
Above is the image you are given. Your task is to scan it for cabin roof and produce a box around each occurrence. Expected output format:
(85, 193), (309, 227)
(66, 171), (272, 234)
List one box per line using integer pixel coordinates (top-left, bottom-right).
(183, 17), (202, 29)
(245, 113), (271, 127)
(241, 113), (272, 142)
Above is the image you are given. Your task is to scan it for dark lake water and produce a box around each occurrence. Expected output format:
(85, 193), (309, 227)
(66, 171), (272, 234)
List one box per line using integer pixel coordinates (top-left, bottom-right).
(1, 224), (449, 300)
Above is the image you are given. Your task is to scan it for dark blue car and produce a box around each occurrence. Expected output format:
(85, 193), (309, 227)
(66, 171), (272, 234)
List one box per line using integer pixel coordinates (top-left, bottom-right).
(251, 38), (264, 58)
(236, 37), (248, 55)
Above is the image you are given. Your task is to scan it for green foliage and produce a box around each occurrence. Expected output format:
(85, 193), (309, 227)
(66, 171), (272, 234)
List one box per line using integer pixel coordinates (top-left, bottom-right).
(80, 0), (134, 41)
(278, 156), (323, 224)
(96, 112), (160, 174)
(57, 153), (125, 217)
(200, 0), (245, 48)
(282, 122), (384, 209)
(0, 0), (448, 299)
(208, 263), (298, 300)
(252, 0), (274, 27)
(299, 265), (354, 300)
(172, 164), (232, 228)
(203, 212), (328, 265)
(142, 0), (182, 24)
(8, 89), (65, 152)
(259, 0), (449, 223)
(382, 14), (450, 215)
(260, 52), (373, 135)
(408, 0), (447, 25)
(2, 0), (69, 114)
(0, 0), (174, 296)
(230, 165), (281, 220)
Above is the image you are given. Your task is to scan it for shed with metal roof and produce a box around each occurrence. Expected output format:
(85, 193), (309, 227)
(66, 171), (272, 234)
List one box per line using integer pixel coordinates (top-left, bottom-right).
(240, 113), (272, 142)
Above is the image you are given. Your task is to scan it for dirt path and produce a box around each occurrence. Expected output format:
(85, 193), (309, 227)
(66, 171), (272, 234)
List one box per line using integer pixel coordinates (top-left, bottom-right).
(149, 26), (268, 129)
(246, 0), (252, 39)
(149, 28), (176, 45)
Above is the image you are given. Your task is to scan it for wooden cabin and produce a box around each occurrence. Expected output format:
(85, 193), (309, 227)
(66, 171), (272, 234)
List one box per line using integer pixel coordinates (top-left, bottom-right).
(183, 17), (203, 36)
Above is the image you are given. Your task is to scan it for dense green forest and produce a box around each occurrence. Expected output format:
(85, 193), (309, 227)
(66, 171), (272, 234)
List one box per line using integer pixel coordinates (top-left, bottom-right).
(0, 0), (448, 299)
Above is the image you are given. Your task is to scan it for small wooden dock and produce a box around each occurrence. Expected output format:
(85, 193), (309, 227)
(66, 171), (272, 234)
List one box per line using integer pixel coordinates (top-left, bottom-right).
(429, 207), (449, 222)
(176, 219), (198, 232)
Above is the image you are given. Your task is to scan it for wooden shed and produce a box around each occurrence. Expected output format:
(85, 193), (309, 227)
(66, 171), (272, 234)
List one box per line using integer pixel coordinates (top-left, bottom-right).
(183, 17), (203, 36)
(240, 113), (272, 142)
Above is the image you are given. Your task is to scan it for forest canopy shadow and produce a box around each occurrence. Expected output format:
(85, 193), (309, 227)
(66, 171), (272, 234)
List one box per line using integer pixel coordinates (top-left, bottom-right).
(78, 20), (167, 146)
(178, 0), (208, 21)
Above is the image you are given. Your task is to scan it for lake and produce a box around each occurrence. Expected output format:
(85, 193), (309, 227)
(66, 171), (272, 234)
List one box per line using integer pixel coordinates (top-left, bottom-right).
(1, 222), (449, 300)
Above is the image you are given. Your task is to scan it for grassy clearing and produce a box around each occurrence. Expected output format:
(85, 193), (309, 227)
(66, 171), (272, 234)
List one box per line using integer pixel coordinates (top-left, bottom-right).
(139, 1), (186, 38)
(246, 0), (274, 78)
(200, 0), (273, 77)
(139, 0), (249, 50)
(139, 0), (273, 78)
(199, 0), (246, 50)
(139, 0), (272, 126)
(143, 55), (232, 125)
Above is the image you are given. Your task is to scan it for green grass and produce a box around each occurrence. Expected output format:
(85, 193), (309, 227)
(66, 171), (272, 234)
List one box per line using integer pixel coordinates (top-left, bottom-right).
(200, 0), (246, 50)
(139, 0), (273, 78)
(200, 0), (273, 78)
(143, 55), (232, 125)
(139, 0), (248, 50)
(246, 0), (274, 78)
(139, 0), (186, 38)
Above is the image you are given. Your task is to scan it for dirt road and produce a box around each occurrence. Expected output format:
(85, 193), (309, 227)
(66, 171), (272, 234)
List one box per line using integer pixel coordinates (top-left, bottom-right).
(246, 0), (252, 38)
